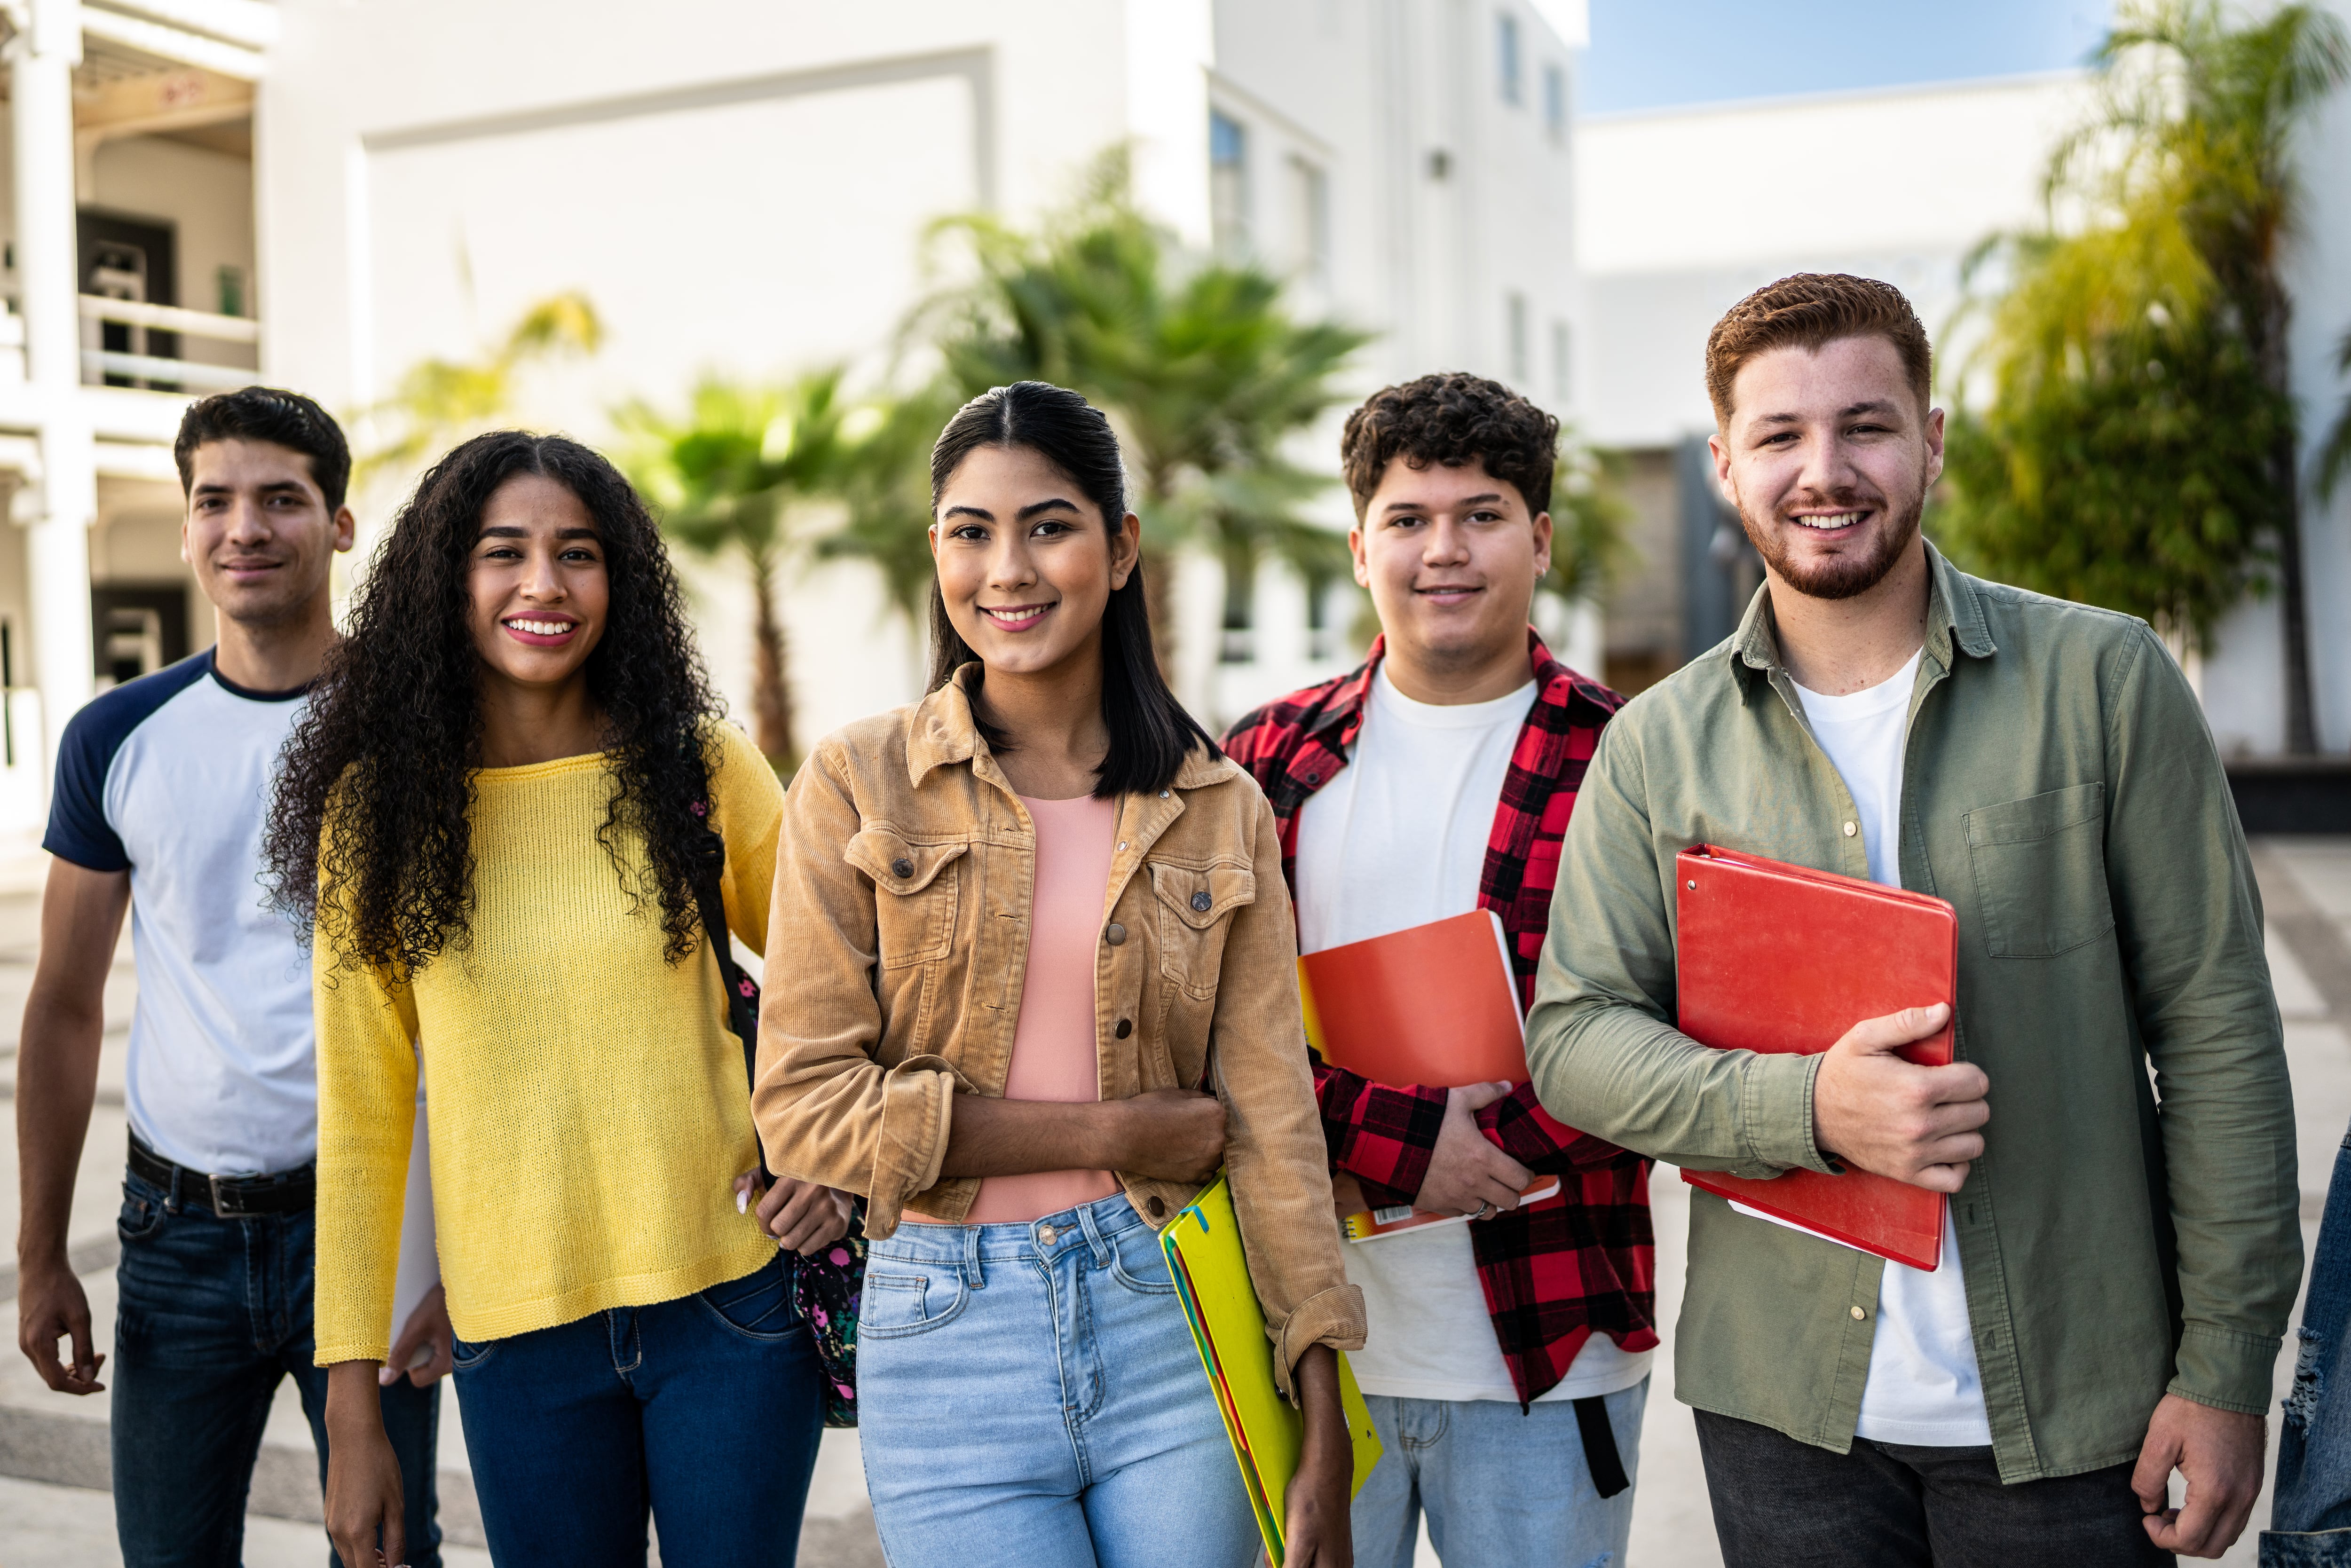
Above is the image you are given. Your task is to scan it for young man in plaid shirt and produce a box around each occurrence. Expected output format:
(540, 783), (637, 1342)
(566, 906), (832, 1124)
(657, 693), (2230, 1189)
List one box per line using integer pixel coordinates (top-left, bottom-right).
(1224, 373), (1656, 1567)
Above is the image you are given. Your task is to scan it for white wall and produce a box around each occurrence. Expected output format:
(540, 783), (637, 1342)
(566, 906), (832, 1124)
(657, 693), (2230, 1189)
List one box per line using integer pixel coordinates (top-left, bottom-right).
(1575, 72), (2091, 450)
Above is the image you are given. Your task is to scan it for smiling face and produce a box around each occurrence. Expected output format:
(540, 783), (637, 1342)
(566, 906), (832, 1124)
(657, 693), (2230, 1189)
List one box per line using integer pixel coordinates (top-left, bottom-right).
(181, 438), (355, 629)
(466, 472), (610, 698)
(930, 442), (1138, 681)
(1710, 335), (1943, 602)
(1351, 456), (1552, 688)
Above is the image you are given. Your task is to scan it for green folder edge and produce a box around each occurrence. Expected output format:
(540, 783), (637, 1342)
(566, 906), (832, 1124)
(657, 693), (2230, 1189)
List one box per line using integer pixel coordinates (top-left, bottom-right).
(1160, 1174), (1383, 1567)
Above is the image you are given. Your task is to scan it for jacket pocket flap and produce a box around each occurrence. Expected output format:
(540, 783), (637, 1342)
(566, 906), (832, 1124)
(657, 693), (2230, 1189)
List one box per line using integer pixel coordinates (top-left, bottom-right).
(1149, 861), (1256, 929)
(846, 830), (970, 895)
(1964, 782), (2105, 848)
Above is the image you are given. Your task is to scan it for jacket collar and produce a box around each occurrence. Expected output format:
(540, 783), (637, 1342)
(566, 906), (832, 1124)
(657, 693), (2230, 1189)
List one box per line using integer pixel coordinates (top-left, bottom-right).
(1729, 538), (1996, 689)
(904, 662), (1237, 793)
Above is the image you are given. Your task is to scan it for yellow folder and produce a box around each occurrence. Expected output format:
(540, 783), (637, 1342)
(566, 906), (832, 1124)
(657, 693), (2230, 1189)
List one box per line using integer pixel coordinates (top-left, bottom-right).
(1160, 1174), (1383, 1566)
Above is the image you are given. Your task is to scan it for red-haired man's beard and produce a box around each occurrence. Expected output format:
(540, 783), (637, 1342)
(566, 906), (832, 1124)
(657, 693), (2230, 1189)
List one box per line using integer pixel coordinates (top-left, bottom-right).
(1735, 483), (1925, 603)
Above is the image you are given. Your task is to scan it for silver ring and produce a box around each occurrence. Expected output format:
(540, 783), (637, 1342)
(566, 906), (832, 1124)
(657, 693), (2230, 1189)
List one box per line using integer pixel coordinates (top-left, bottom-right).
(1473, 1201), (1495, 1221)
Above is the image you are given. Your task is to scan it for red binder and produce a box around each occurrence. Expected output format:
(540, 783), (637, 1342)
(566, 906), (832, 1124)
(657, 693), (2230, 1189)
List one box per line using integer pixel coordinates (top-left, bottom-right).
(1673, 844), (1957, 1271)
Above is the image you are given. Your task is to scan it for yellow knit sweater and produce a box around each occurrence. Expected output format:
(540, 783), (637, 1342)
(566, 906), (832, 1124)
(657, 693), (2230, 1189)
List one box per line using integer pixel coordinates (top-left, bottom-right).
(312, 722), (782, 1363)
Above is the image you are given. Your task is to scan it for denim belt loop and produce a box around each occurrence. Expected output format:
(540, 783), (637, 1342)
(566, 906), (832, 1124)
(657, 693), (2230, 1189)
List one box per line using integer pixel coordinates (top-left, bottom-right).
(1074, 1200), (1115, 1269)
(962, 1222), (987, 1291)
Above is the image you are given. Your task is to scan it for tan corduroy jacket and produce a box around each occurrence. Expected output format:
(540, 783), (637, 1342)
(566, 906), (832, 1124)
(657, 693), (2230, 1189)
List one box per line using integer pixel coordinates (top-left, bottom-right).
(751, 667), (1365, 1389)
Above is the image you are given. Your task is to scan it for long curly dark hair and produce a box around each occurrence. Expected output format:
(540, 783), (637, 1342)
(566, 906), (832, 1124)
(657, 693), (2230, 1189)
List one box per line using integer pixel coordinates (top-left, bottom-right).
(266, 430), (723, 974)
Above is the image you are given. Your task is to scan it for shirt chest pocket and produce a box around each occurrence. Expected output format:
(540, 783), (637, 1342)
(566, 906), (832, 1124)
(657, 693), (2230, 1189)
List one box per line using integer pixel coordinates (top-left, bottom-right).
(1149, 860), (1255, 1001)
(846, 829), (971, 969)
(1963, 782), (2116, 959)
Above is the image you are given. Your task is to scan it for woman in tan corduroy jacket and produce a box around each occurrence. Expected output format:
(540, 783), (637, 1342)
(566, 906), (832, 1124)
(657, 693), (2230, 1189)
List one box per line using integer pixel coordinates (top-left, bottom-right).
(752, 382), (1364, 1568)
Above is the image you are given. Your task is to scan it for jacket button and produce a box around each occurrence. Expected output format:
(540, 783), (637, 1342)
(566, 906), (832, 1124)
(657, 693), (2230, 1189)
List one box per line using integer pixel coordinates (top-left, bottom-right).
(1851, 1304), (1867, 1320)
(1115, 1018), (1133, 1039)
(891, 857), (914, 878)
(1105, 922), (1127, 946)
(1190, 890), (1213, 913)
(1146, 1196), (1167, 1220)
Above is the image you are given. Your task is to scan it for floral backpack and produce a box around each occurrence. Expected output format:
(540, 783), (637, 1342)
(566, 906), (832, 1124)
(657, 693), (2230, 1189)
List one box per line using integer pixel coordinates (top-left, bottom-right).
(691, 819), (864, 1427)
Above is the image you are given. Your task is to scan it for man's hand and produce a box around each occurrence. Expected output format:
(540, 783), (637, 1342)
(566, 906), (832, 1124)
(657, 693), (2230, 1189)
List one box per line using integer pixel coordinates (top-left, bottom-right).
(1413, 1082), (1534, 1217)
(1811, 1004), (1987, 1192)
(325, 1361), (408, 1568)
(379, 1284), (451, 1388)
(736, 1172), (855, 1255)
(16, 1261), (103, 1394)
(1279, 1344), (1354, 1568)
(2131, 1393), (2264, 1558)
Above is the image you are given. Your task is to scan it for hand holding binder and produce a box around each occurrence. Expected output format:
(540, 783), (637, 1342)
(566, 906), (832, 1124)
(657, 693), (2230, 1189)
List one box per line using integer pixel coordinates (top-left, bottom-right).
(1811, 1001), (1987, 1194)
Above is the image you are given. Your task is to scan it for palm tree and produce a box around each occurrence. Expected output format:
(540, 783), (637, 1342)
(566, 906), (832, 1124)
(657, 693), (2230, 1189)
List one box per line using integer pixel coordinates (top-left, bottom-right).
(1941, 1), (2346, 749)
(820, 378), (966, 627)
(917, 153), (1371, 672)
(358, 292), (603, 481)
(616, 369), (854, 767)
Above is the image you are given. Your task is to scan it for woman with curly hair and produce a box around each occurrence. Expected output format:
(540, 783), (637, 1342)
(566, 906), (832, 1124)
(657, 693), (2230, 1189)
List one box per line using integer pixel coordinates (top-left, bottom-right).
(752, 382), (1365, 1568)
(266, 432), (840, 1568)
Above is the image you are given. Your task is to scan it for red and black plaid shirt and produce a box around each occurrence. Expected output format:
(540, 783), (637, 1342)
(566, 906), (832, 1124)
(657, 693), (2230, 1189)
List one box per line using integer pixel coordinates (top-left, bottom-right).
(1223, 630), (1658, 1405)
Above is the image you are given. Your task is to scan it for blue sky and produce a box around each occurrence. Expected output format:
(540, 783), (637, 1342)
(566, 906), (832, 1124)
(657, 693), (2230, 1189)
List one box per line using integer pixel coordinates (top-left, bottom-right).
(1579, 0), (2116, 115)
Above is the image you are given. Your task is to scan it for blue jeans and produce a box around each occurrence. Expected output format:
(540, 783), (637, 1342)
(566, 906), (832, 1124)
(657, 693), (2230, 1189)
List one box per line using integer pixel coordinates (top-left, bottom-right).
(857, 1193), (1262, 1568)
(110, 1169), (441, 1568)
(2267, 1124), (2351, 1566)
(1352, 1379), (1648, 1568)
(449, 1249), (822, 1567)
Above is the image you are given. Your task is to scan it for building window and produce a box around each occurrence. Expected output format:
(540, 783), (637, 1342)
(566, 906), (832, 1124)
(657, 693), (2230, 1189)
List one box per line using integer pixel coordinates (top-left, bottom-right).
(1210, 110), (1251, 256)
(1288, 156), (1331, 283)
(1497, 12), (1523, 105)
(1543, 63), (1567, 142)
(1507, 292), (1530, 383)
(1553, 319), (1573, 402)
(1220, 553), (1255, 665)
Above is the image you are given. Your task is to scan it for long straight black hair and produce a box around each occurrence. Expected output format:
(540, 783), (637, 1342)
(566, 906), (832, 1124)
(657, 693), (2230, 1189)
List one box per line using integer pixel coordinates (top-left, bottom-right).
(927, 380), (1216, 799)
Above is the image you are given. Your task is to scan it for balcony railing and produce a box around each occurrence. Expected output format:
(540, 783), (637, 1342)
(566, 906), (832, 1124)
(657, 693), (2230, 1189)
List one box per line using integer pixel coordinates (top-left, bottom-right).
(78, 294), (261, 394)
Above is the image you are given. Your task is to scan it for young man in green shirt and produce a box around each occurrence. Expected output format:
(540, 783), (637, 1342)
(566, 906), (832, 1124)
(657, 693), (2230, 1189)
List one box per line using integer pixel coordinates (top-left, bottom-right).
(1527, 272), (2297, 1565)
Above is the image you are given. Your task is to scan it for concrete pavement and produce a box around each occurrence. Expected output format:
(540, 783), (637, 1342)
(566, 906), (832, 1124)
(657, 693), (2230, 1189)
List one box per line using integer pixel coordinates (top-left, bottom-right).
(5, 838), (2350, 1565)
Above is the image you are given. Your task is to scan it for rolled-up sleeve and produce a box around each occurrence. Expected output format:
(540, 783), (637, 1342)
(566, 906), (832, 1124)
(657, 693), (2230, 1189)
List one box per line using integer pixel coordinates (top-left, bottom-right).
(751, 741), (966, 1235)
(1526, 718), (1835, 1178)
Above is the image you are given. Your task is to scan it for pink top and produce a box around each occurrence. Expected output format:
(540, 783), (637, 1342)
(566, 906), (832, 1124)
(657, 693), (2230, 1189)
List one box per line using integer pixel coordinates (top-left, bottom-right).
(962, 793), (1122, 1225)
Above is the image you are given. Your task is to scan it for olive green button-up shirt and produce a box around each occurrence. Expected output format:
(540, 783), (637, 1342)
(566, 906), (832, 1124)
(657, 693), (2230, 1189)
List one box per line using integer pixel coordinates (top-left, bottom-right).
(1526, 544), (2299, 1482)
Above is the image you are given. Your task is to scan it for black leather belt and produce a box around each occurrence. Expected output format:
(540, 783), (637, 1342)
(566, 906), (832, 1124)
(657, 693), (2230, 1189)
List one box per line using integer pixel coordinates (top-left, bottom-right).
(128, 1132), (314, 1218)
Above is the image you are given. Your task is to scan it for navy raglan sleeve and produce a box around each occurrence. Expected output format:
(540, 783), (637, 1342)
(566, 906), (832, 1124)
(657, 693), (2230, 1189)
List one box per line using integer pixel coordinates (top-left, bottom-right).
(43, 697), (132, 872)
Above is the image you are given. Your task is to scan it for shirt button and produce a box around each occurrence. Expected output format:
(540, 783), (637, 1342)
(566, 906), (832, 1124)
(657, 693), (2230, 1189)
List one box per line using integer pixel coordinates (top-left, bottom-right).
(1842, 821), (1857, 838)
(1190, 891), (1213, 913)
(1115, 1018), (1133, 1039)
(1851, 1305), (1867, 1320)
(891, 857), (914, 877)
(1304, 771), (1320, 784)
(1105, 923), (1127, 946)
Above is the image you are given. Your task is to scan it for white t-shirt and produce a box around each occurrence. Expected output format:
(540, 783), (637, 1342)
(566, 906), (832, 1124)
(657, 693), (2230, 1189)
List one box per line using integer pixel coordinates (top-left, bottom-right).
(1792, 649), (1992, 1447)
(46, 652), (323, 1174)
(1294, 665), (1653, 1403)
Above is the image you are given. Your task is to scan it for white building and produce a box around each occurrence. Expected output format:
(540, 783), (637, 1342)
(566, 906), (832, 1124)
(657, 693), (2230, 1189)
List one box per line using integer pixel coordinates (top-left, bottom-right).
(0, 0), (1597, 837)
(1574, 54), (2351, 758)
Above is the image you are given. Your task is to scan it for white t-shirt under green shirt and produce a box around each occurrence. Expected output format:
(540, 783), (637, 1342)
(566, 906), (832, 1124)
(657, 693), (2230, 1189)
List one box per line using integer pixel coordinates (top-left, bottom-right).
(1292, 664), (1653, 1403)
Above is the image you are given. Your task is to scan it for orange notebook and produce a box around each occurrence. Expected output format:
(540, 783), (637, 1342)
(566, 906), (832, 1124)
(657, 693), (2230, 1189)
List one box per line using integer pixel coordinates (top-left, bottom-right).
(1300, 910), (1561, 1241)
(1673, 844), (1958, 1272)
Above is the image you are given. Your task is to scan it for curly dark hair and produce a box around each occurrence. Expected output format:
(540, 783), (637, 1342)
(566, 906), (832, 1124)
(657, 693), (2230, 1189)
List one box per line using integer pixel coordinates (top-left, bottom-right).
(1339, 371), (1559, 520)
(265, 430), (723, 975)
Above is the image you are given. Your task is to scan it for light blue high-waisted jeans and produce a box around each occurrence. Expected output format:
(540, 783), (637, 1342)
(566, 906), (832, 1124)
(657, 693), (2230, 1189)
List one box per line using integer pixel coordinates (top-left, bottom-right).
(858, 1192), (1262, 1568)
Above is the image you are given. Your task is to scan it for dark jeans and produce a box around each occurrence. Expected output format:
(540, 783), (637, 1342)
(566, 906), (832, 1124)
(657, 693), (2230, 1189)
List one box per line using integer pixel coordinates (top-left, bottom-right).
(450, 1249), (824, 1568)
(111, 1169), (441, 1568)
(2265, 1123), (2351, 1566)
(1696, 1408), (2172, 1568)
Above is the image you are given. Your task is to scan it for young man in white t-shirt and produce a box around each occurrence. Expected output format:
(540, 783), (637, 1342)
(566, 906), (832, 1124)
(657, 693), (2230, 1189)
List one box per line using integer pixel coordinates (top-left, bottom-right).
(1530, 275), (2294, 1565)
(13, 388), (450, 1565)
(1225, 372), (1656, 1567)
